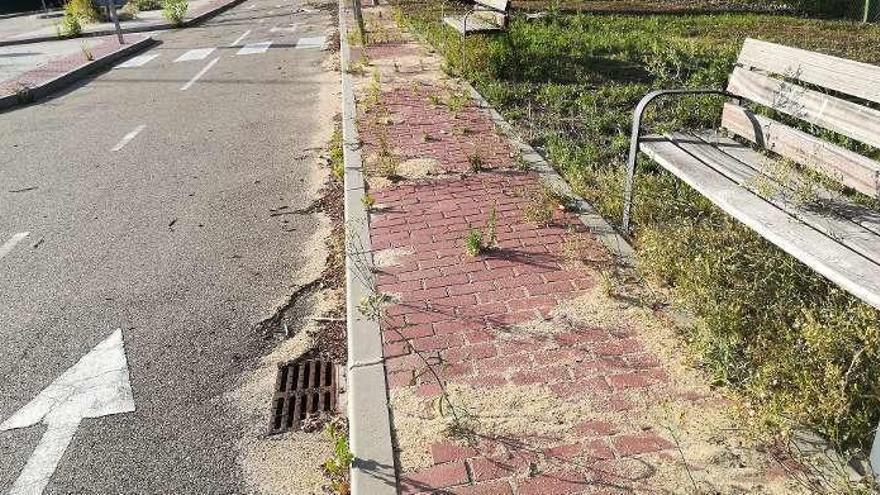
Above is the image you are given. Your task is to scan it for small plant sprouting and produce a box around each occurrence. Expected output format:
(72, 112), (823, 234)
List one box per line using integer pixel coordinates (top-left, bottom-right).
(445, 90), (469, 113)
(80, 41), (94, 61)
(361, 193), (376, 210)
(322, 418), (353, 495)
(329, 127), (344, 182)
(468, 153), (484, 173)
(522, 184), (566, 226)
(358, 291), (392, 320)
(464, 227), (484, 257)
(452, 126), (473, 137)
(486, 203), (498, 249)
(375, 133), (399, 178)
(363, 72), (382, 111)
(428, 93), (442, 106)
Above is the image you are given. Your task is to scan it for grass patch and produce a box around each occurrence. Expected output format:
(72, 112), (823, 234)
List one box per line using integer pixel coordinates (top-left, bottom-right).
(393, 0), (880, 454)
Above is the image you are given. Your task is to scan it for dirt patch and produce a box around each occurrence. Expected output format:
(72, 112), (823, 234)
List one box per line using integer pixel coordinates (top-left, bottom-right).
(397, 157), (442, 179)
(391, 382), (598, 471)
(374, 247), (414, 268)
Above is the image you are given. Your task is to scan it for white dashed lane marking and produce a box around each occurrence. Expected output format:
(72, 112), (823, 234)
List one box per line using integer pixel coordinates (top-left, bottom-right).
(180, 57), (220, 91)
(174, 48), (217, 62)
(230, 29), (252, 46)
(0, 232), (29, 261)
(295, 36), (326, 49)
(270, 24), (297, 33)
(236, 41), (272, 55)
(111, 125), (146, 152)
(115, 53), (160, 69)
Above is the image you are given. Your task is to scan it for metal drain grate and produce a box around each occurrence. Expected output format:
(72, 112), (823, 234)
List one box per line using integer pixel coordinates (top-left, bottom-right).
(269, 357), (338, 434)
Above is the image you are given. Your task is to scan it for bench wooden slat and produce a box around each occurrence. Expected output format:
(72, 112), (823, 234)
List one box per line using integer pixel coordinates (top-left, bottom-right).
(698, 130), (880, 238)
(475, 0), (509, 12)
(738, 38), (880, 105)
(639, 136), (880, 310)
(443, 15), (502, 34)
(726, 67), (880, 150)
(703, 131), (880, 239)
(666, 131), (880, 263)
(721, 102), (880, 199)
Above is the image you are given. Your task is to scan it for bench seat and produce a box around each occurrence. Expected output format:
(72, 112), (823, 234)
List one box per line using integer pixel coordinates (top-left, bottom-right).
(639, 131), (880, 310)
(443, 15), (503, 34)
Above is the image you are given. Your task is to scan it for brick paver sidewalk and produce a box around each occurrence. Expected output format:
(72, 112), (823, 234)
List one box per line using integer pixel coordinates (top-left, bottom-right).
(351, 7), (796, 494)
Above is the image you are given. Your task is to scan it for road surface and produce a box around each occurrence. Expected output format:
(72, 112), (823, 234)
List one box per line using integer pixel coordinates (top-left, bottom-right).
(0, 0), (337, 492)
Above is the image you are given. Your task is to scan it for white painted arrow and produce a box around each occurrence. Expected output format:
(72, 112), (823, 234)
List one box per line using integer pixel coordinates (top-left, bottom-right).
(1, 329), (135, 495)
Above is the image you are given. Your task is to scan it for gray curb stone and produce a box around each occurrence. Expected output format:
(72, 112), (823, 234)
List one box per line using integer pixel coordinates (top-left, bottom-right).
(0, 35), (158, 112)
(338, 1), (399, 494)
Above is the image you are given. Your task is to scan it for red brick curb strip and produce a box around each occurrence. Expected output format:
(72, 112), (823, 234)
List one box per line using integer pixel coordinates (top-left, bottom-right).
(0, 35), (157, 112)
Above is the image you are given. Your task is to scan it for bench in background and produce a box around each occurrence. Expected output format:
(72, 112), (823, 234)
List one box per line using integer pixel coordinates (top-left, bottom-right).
(443, 0), (510, 34)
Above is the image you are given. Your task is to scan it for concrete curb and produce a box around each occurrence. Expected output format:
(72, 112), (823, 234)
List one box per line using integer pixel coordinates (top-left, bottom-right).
(0, 35), (158, 113)
(463, 82), (636, 265)
(0, 0), (246, 47)
(338, 1), (398, 494)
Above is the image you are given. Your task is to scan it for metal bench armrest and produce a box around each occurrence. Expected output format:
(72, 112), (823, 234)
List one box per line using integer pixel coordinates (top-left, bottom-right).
(622, 89), (735, 231)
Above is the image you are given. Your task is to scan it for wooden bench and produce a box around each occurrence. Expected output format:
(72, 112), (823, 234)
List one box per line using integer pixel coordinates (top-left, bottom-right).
(443, 0), (510, 35)
(622, 36), (880, 472)
(623, 38), (880, 312)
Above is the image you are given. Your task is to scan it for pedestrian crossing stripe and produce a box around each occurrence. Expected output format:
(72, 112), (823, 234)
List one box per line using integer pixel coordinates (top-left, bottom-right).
(174, 48), (217, 62)
(295, 36), (325, 49)
(236, 41), (273, 55)
(115, 53), (160, 69)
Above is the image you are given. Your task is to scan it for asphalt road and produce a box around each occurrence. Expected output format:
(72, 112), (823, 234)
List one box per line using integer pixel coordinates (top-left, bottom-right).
(0, 0), (337, 492)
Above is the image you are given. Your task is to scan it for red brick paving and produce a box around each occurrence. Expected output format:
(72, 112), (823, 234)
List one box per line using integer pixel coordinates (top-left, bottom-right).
(357, 51), (685, 494)
(359, 86), (512, 175)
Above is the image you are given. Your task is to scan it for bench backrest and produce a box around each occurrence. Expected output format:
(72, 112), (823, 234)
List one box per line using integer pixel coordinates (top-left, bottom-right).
(475, 0), (509, 12)
(721, 38), (880, 200)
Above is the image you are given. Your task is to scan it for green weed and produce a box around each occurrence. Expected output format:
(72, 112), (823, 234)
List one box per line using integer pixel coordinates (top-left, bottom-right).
(464, 227), (484, 256)
(361, 193), (376, 210)
(329, 126), (345, 182)
(322, 419), (353, 495)
(162, 0), (188, 26)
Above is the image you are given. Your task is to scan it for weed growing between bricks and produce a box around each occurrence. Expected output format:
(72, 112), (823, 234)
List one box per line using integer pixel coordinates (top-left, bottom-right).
(390, 0), (880, 465)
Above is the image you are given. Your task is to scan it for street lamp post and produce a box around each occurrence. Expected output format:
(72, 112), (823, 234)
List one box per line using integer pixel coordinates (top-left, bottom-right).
(107, 0), (124, 44)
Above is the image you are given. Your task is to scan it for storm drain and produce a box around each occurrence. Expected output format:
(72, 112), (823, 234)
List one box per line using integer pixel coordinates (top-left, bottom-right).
(269, 357), (338, 434)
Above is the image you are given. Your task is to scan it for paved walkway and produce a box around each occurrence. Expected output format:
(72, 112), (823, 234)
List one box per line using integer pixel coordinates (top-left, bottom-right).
(352, 6), (799, 495)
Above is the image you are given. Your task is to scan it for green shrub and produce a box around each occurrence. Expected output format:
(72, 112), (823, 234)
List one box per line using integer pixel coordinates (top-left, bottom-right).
(59, 10), (83, 37)
(162, 0), (188, 26)
(64, 0), (98, 23)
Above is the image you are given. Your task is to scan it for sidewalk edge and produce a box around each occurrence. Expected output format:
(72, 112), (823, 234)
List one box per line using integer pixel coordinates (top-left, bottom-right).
(338, 2), (399, 494)
(0, 35), (158, 112)
(463, 82), (636, 265)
